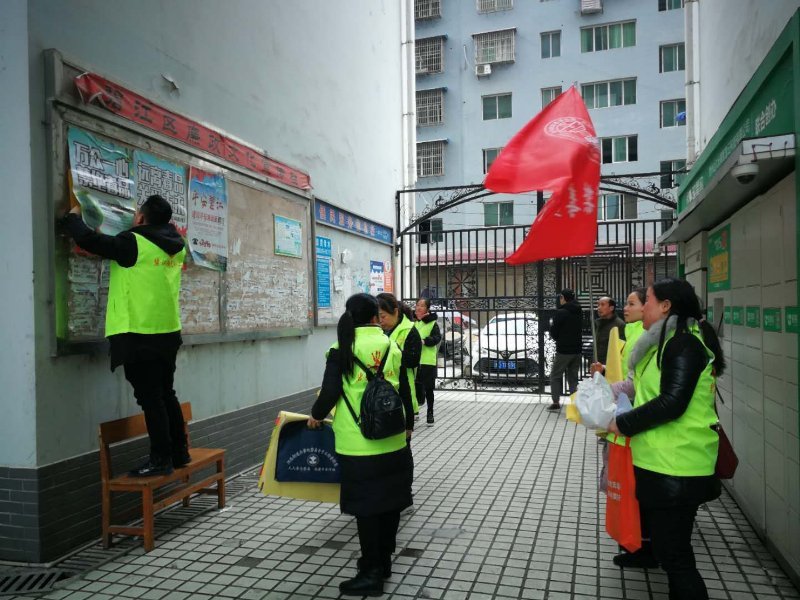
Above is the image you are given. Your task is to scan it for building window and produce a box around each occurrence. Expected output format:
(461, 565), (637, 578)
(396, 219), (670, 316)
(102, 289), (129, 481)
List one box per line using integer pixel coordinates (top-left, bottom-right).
(660, 99), (686, 127)
(415, 0), (441, 19)
(482, 93), (512, 120)
(416, 36), (445, 74)
(581, 21), (636, 53)
(483, 147), (503, 173)
(484, 202), (514, 226)
(659, 43), (685, 72)
(477, 0), (513, 13)
(600, 135), (638, 163)
(541, 86), (562, 108)
(581, 78), (636, 109)
(599, 193), (637, 221)
(419, 218), (444, 243)
(658, 0), (683, 10)
(473, 29), (516, 64)
(417, 89), (444, 126)
(660, 159), (687, 188)
(417, 141), (444, 177)
(541, 31), (561, 58)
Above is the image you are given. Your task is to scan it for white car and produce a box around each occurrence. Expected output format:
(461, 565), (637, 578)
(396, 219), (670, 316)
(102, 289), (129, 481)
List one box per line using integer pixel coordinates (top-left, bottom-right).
(471, 314), (542, 381)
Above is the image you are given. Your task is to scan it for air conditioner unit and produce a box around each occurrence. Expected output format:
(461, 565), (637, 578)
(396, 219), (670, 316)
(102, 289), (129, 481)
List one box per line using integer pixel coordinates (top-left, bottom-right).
(475, 64), (492, 77)
(580, 0), (603, 14)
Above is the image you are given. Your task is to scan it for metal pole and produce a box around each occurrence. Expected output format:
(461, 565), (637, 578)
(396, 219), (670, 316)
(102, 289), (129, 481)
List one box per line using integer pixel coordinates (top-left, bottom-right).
(586, 254), (598, 363)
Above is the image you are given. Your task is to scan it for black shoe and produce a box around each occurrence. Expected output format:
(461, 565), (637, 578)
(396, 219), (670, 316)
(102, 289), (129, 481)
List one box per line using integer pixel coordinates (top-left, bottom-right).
(613, 547), (659, 569)
(546, 403), (562, 411)
(172, 449), (191, 468)
(426, 415), (434, 426)
(357, 557), (391, 579)
(128, 458), (173, 477)
(339, 567), (384, 596)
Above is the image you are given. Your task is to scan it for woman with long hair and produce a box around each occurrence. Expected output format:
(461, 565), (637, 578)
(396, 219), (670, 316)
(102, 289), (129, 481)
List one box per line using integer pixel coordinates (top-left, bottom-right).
(607, 278), (725, 599)
(377, 293), (422, 420)
(414, 298), (441, 426)
(308, 294), (414, 596)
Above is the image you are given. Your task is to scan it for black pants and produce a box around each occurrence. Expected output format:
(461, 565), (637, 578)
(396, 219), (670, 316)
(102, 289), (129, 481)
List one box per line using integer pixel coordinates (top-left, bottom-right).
(356, 511), (401, 570)
(549, 353), (580, 404)
(123, 351), (186, 461)
(642, 504), (708, 600)
(416, 365), (436, 417)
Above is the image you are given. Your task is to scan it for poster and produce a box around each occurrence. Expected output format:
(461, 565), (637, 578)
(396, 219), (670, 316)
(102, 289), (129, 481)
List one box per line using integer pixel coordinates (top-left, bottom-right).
(745, 306), (760, 328)
(274, 215), (303, 258)
(134, 151), (188, 236)
(707, 225), (731, 292)
(67, 126), (136, 235)
(763, 308), (782, 332)
(369, 261), (385, 295)
(384, 261), (394, 294)
(786, 307), (799, 334)
(188, 167), (228, 271)
(316, 236), (332, 309)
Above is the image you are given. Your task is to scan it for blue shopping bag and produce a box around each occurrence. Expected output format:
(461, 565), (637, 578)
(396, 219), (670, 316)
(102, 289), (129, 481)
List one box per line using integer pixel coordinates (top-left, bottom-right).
(275, 420), (341, 484)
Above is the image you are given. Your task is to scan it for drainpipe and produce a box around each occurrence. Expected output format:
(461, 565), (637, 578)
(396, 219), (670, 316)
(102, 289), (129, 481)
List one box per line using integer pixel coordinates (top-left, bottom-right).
(685, 0), (699, 165)
(399, 0), (417, 300)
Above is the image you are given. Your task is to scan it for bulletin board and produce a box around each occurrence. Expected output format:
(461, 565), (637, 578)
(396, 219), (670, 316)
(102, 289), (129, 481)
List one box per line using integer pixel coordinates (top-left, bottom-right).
(47, 53), (313, 353)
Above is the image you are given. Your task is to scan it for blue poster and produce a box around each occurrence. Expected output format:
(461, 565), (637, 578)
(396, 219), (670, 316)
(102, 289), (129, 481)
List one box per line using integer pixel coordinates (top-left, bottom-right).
(316, 236), (332, 309)
(134, 150), (188, 236)
(188, 167), (228, 271)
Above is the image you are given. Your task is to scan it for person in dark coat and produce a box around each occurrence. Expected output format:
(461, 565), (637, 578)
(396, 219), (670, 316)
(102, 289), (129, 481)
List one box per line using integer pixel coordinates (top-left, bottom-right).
(308, 294), (414, 597)
(547, 288), (583, 411)
(594, 296), (626, 364)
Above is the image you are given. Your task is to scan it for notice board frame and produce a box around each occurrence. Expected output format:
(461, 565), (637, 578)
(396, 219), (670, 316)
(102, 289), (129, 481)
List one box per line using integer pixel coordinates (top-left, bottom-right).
(44, 50), (315, 357)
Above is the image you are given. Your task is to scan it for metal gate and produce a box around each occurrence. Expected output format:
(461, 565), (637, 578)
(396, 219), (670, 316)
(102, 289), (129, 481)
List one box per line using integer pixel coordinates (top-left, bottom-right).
(398, 218), (677, 393)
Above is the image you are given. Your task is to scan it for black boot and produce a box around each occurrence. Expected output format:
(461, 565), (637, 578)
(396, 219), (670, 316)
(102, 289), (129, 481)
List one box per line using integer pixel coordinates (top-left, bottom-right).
(172, 447), (192, 468)
(339, 567), (384, 597)
(613, 543), (659, 569)
(357, 557), (391, 579)
(129, 455), (173, 477)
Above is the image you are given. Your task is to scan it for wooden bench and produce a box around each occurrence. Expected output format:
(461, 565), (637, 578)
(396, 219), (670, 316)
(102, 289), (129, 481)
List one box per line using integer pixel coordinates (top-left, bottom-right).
(99, 402), (225, 552)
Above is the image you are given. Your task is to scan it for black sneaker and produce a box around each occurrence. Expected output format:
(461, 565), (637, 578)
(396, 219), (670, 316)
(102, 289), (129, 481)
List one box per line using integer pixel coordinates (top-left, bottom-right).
(546, 403), (562, 411)
(172, 449), (192, 468)
(339, 567), (384, 597)
(426, 415), (434, 427)
(128, 458), (173, 477)
(613, 547), (659, 569)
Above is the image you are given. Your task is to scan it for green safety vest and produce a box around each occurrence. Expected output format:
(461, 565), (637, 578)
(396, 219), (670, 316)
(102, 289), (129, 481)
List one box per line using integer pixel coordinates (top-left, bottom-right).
(329, 326), (408, 456)
(105, 233), (185, 337)
(415, 318), (438, 366)
(631, 324), (718, 476)
(621, 321), (645, 376)
(389, 314), (419, 413)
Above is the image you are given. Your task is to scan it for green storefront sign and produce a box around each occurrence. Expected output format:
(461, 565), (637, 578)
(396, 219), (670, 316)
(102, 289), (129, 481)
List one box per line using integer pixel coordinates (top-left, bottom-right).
(708, 225), (731, 292)
(763, 308), (782, 332)
(746, 306), (760, 328)
(731, 306), (744, 326)
(786, 306), (800, 333)
(724, 306), (732, 324)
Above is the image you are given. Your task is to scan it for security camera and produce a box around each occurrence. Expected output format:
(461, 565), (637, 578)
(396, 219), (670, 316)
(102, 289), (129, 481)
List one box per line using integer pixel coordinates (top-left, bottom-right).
(731, 163), (759, 185)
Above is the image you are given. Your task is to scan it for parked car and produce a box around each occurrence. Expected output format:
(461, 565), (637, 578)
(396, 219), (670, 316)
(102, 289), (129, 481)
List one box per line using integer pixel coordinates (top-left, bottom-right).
(471, 314), (541, 381)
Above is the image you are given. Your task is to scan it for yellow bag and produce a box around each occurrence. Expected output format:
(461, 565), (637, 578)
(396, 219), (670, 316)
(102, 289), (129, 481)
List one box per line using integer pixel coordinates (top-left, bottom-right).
(566, 328), (625, 425)
(257, 411), (341, 504)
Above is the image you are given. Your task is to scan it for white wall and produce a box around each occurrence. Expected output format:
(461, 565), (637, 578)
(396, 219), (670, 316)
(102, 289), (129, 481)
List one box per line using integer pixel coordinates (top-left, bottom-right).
(0, 0), (37, 466)
(690, 0), (800, 157)
(709, 174), (800, 577)
(20, 0), (409, 466)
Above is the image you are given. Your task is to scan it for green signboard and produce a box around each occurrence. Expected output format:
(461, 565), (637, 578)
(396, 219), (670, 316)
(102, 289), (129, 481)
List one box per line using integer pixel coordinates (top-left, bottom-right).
(707, 226), (731, 292)
(723, 306), (731, 324)
(786, 307), (800, 333)
(763, 308), (782, 332)
(745, 306), (760, 328)
(731, 306), (744, 326)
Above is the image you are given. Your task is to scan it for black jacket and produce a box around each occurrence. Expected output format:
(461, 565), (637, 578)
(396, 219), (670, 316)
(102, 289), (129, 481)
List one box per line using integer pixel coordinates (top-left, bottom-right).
(60, 213), (186, 369)
(616, 332), (721, 507)
(549, 300), (583, 354)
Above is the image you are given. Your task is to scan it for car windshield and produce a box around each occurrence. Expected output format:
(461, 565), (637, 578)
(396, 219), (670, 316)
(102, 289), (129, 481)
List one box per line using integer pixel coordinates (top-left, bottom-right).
(489, 313), (537, 325)
(484, 320), (531, 335)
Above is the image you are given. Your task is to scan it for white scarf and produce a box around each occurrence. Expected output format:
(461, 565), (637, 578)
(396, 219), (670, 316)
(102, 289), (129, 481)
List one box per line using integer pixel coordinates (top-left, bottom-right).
(627, 315), (698, 373)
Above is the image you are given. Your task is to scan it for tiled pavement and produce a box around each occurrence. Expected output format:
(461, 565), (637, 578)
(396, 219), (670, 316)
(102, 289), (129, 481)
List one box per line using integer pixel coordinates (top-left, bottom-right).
(14, 390), (800, 600)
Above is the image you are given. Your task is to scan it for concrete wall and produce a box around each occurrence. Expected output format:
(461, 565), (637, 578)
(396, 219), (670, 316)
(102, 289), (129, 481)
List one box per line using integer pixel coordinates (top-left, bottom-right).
(707, 173), (800, 578)
(16, 0), (408, 469)
(690, 0), (800, 158)
(0, 0), (37, 467)
(415, 0), (685, 230)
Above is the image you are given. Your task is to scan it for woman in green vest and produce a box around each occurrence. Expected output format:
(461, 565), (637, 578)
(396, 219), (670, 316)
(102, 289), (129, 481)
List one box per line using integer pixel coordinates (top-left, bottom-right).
(607, 278), (725, 600)
(377, 293), (422, 420)
(308, 293), (414, 597)
(414, 298), (441, 426)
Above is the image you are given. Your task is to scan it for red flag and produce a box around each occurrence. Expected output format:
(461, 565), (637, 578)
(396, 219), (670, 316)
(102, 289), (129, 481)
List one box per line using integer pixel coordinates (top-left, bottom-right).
(484, 87), (600, 264)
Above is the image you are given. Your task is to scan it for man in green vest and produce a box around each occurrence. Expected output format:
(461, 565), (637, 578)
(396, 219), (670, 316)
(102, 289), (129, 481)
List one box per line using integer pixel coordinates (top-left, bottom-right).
(62, 195), (188, 477)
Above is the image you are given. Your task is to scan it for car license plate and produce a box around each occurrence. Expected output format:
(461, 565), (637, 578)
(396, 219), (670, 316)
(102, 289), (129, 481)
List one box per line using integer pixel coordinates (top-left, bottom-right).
(494, 360), (516, 370)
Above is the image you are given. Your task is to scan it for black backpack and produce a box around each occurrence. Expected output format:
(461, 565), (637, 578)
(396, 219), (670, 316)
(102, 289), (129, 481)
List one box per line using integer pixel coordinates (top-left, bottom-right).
(341, 349), (407, 440)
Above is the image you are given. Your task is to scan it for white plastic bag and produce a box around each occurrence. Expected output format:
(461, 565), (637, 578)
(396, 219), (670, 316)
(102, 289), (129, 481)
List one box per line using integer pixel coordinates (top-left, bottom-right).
(575, 372), (616, 429)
